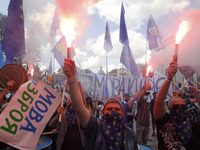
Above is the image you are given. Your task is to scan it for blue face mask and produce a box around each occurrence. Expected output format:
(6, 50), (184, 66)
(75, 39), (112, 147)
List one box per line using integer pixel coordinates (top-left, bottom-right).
(101, 111), (125, 150)
(169, 104), (187, 124)
(169, 104), (192, 145)
(65, 104), (77, 127)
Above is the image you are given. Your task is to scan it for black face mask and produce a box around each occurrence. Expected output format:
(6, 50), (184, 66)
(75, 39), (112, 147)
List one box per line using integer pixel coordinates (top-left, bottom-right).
(169, 104), (192, 145)
(125, 99), (129, 102)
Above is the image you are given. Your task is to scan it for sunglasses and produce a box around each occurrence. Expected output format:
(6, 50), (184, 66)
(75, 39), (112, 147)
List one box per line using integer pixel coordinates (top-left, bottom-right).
(172, 104), (187, 110)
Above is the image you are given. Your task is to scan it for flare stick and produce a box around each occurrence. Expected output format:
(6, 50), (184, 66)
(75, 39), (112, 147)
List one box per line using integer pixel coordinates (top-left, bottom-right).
(78, 82), (88, 109)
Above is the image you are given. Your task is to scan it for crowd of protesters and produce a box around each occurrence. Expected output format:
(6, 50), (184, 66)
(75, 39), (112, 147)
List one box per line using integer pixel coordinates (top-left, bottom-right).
(0, 59), (200, 150)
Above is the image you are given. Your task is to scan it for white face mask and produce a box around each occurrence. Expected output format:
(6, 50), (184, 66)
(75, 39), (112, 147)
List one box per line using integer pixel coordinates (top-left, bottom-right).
(143, 95), (148, 100)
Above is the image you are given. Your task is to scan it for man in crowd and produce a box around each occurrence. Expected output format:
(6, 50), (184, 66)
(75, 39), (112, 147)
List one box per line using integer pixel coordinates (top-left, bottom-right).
(63, 58), (141, 150)
(48, 98), (84, 150)
(124, 93), (137, 129)
(114, 88), (146, 127)
(150, 92), (157, 136)
(136, 87), (151, 144)
(154, 62), (200, 150)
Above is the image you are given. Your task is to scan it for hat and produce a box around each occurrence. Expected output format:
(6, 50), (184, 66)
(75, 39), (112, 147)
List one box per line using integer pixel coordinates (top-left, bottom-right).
(103, 98), (123, 110)
(124, 93), (130, 98)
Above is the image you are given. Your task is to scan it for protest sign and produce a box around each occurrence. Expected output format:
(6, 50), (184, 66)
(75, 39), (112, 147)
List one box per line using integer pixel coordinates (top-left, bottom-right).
(0, 79), (61, 150)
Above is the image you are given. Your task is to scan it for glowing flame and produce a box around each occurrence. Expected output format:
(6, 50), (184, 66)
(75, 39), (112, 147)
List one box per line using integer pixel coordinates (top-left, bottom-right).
(146, 65), (152, 76)
(176, 20), (190, 44)
(60, 18), (76, 47)
(31, 69), (34, 77)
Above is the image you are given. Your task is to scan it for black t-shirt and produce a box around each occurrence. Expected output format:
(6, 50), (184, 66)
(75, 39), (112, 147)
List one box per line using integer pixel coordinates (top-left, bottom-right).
(156, 113), (200, 150)
(61, 123), (84, 150)
(156, 113), (185, 150)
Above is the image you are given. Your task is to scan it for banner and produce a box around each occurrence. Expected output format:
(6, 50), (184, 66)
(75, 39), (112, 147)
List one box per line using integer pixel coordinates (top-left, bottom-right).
(0, 79), (61, 149)
(93, 73), (178, 101)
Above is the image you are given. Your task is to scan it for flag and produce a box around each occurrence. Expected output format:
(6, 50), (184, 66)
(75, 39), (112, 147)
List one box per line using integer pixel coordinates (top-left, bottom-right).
(2, 0), (25, 61)
(104, 21), (113, 52)
(120, 44), (140, 78)
(50, 8), (60, 37)
(0, 42), (4, 69)
(119, 2), (139, 78)
(147, 15), (161, 50)
(51, 36), (75, 67)
(47, 58), (53, 82)
(119, 2), (128, 45)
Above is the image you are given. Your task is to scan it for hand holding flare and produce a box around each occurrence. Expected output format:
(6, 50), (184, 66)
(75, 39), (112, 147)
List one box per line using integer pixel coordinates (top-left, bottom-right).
(59, 18), (75, 122)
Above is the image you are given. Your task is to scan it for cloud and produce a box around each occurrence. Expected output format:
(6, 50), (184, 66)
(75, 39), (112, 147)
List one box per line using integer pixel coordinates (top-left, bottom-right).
(20, 0), (192, 74)
(149, 9), (200, 69)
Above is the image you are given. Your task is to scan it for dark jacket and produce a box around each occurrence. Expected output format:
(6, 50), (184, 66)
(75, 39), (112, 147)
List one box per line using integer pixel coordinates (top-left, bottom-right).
(83, 115), (138, 150)
(48, 111), (84, 150)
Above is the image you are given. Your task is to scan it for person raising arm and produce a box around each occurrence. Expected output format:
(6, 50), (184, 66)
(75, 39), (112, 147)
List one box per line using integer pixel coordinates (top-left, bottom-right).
(63, 58), (90, 128)
(154, 62), (177, 120)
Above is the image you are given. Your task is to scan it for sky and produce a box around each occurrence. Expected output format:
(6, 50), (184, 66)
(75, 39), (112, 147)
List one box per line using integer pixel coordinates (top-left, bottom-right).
(0, 0), (200, 74)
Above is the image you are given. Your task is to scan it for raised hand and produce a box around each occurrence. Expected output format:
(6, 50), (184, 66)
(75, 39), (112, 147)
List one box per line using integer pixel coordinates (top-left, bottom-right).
(167, 62), (177, 79)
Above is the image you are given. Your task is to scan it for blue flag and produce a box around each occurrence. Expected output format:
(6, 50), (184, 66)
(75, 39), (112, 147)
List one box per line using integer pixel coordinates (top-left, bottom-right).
(119, 2), (128, 45)
(2, 0), (25, 61)
(51, 36), (75, 67)
(0, 42), (4, 69)
(104, 21), (113, 52)
(147, 15), (160, 50)
(120, 44), (140, 78)
(50, 8), (60, 37)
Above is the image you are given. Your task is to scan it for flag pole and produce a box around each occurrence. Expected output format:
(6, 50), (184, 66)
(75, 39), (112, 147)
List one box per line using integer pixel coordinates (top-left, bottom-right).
(58, 46), (71, 123)
(106, 52), (108, 75)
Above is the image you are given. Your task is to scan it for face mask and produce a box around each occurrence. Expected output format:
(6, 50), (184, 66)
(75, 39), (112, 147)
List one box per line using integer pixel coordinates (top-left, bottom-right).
(101, 111), (125, 150)
(169, 105), (187, 124)
(143, 95), (148, 100)
(125, 99), (129, 102)
(169, 105), (192, 145)
(65, 104), (77, 127)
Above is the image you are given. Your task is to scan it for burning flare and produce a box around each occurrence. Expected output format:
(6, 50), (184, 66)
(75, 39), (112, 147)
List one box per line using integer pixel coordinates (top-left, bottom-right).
(31, 69), (34, 77)
(60, 18), (76, 47)
(146, 65), (152, 76)
(176, 20), (191, 44)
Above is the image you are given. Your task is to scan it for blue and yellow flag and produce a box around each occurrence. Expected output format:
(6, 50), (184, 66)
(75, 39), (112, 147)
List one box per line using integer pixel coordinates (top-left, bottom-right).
(104, 21), (113, 52)
(51, 36), (75, 67)
(119, 2), (139, 78)
(119, 2), (128, 45)
(50, 7), (60, 37)
(2, 0), (25, 61)
(120, 44), (140, 78)
(147, 15), (160, 50)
